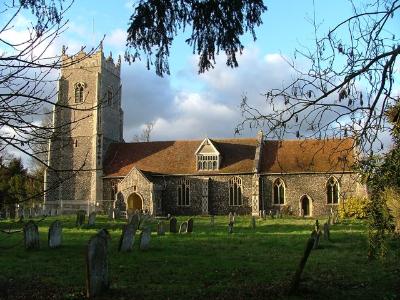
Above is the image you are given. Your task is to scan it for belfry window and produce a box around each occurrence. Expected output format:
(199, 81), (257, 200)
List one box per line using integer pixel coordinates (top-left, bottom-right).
(327, 177), (339, 204)
(74, 82), (85, 103)
(273, 178), (285, 205)
(177, 178), (190, 206)
(229, 176), (242, 206)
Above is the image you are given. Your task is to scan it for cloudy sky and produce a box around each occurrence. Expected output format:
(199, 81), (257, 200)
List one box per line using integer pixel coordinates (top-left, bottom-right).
(1, 0), (398, 160)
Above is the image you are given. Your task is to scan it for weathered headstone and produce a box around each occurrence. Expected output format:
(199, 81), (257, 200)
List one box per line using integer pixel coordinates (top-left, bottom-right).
(228, 212), (234, 223)
(170, 217), (177, 233)
(289, 237), (315, 295)
(157, 221), (165, 236)
(167, 213), (171, 219)
(179, 221), (188, 234)
(48, 220), (62, 248)
(323, 222), (330, 240)
(118, 223), (136, 252)
(76, 210), (86, 227)
(228, 221), (234, 234)
(251, 216), (256, 229)
(311, 229), (321, 249)
(210, 215), (215, 226)
(314, 219), (320, 231)
(108, 207), (114, 220)
(23, 220), (40, 250)
(139, 227), (151, 250)
(88, 212), (96, 226)
(86, 233), (109, 298)
(187, 218), (194, 233)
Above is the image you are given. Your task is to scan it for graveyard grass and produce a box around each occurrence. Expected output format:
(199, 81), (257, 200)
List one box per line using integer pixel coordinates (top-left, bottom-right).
(0, 215), (399, 299)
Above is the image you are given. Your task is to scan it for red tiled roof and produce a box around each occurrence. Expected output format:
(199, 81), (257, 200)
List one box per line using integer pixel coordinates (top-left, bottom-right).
(103, 138), (257, 177)
(103, 137), (355, 177)
(260, 138), (354, 173)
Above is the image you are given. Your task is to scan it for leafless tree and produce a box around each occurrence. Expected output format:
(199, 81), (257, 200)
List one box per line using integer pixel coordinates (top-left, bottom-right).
(237, 0), (399, 154)
(132, 121), (154, 142)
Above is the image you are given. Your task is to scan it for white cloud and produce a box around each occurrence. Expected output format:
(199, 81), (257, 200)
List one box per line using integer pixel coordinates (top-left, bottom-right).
(105, 28), (126, 49)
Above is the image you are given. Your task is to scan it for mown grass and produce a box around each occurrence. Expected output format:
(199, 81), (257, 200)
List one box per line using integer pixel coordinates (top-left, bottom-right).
(0, 215), (399, 299)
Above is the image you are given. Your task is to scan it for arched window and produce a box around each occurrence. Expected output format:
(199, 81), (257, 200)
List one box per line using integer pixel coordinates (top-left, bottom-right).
(74, 82), (85, 103)
(327, 177), (339, 204)
(177, 178), (190, 206)
(229, 177), (242, 206)
(273, 178), (285, 205)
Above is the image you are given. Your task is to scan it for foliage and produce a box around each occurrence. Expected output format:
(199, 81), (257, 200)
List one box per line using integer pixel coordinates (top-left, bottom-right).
(126, 0), (267, 76)
(338, 196), (370, 219)
(382, 187), (400, 232)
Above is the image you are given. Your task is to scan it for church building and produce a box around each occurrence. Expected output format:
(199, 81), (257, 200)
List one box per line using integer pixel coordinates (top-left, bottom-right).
(44, 48), (365, 217)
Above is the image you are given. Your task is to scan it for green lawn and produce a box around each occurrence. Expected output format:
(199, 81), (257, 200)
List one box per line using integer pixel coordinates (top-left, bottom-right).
(0, 215), (399, 299)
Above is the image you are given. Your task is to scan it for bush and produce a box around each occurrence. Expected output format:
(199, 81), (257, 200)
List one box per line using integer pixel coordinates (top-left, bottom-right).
(339, 196), (370, 219)
(381, 188), (400, 233)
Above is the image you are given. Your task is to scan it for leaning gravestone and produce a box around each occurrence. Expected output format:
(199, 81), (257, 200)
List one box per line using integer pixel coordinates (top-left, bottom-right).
(323, 223), (330, 240)
(118, 223), (136, 252)
(179, 221), (188, 234)
(88, 212), (96, 226)
(139, 227), (151, 250)
(86, 232), (109, 298)
(24, 220), (40, 250)
(157, 221), (165, 236)
(228, 221), (234, 234)
(251, 216), (256, 230)
(170, 217), (177, 233)
(228, 212), (233, 223)
(76, 210), (86, 227)
(48, 220), (62, 248)
(311, 229), (322, 249)
(187, 218), (194, 233)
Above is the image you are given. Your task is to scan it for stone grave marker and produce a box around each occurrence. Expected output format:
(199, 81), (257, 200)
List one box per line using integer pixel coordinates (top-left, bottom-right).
(228, 221), (234, 234)
(233, 212), (237, 223)
(86, 232), (109, 298)
(76, 210), (86, 227)
(157, 221), (165, 236)
(48, 220), (62, 248)
(167, 213), (171, 219)
(311, 229), (321, 249)
(323, 222), (330, 240)
(24, 220), (40, 250)
(314, 219), (320, 231)
(210, 215), (215, 226)
(228, 212), (233, 223)
(179, 221), (188, 234)
(139, 227), (152, 250)
(251, 216), (256, 229)
(108, 207), (114, 220)
(130, 214), (140, 231)
(187, 218), (194, 233)
(170, 217), (177, 233)
(88, 212), (96, 226)
(118, 223), (136, 252)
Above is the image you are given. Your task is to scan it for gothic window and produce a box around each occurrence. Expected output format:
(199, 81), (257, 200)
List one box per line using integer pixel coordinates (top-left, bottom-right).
(197, 154), (219, 171)
(107, 89), (113, 106)
(74, 82), (85, 103)
(327, 177), (339, 204)
(177, 178), (190, 206)
(229, 176), (242, 206)
(273, 178), (285, 205)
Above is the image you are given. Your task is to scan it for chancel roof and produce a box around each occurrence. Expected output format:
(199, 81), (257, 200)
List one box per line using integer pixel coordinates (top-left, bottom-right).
(103, 137), (354, 177)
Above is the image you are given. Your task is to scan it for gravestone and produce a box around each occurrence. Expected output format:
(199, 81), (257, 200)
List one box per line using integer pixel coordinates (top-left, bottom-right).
(88, 212), (96, 226)
(108, 207), (114, 220)
(23, 221), (40, 250)
(118, 223), (136, 252)
(48, 220), (62, 248)
(179, 221), (188, 234)
(86, 232), (109, 298)
(311, 229), (321, 249)
(170, 217), (177, 233)
(157, 221), (165, 236)
(76, 210), (86, 227)
(139, 227), (151, 250)
(210, 215), (215, 226)
(228, 212), (233, 223)
(314, 219), (320, 231)
(228, 221), (234, 234)
(323, 222), (330, 240)
(167, 213), (171, 219)
(187, 218), (194, 233)
(251, 216), (256, 229)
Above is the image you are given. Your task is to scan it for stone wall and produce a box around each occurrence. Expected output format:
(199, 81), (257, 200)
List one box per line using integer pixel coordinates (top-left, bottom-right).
(260, 172), (363, 216)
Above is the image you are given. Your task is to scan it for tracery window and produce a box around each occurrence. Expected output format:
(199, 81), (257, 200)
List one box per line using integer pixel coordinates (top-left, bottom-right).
(229, 176), (242, 206)
(177, 178), (190, 206)
(74, 82), (85, 103)
(273, 178), (285, 205)
(327, 177), (339, 204)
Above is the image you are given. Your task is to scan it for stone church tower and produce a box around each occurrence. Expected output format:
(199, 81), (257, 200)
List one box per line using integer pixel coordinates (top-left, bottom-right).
(44, 46), (123, 213)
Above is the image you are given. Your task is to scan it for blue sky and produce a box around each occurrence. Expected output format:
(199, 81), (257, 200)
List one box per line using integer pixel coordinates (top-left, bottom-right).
(3, 0), (399, 148)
